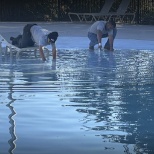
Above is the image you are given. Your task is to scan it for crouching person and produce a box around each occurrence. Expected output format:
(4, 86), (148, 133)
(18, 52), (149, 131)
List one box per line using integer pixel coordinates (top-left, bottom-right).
(10, 24), (58, 61)
(88, 20), (117, 51)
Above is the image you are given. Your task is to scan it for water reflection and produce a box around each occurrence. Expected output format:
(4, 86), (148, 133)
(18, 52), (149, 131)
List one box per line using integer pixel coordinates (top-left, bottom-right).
(87, 50), (116, 69)
(15, 59), (58, 92)
(0, 63), (17, 154)
(0, 58), (58, 154)
(1, 49), (154, 153)
(60, 49), (154, 153)
(7, 91), (17, 154)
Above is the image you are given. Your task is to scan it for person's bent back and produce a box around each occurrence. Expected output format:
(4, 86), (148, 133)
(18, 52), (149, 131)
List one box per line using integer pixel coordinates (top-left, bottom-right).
(10, 24), (58, 61)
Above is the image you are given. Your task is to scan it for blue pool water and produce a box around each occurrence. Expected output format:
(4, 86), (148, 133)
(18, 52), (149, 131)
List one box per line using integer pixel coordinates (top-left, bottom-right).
(1, 49), (154, 154)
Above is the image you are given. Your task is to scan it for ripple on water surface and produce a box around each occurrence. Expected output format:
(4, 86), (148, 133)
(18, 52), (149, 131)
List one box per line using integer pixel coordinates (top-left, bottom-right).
(0, 49), (154, 154)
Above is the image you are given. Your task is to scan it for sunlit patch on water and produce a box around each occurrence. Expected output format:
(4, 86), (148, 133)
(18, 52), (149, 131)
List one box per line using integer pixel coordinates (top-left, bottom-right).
(0, 49), (154, 154)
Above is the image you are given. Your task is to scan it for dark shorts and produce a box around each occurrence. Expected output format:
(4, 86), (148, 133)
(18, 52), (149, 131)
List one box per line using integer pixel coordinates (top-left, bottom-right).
(19, 24), (37, 48)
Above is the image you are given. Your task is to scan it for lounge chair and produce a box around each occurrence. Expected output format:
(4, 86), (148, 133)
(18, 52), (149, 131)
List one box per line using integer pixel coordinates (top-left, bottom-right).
(108, 0), (136, 23)
(68, 0), (115, 22)
(0, 33), (49, 59)
(68, 12), (85, 22)
(83, 0), (115, 22)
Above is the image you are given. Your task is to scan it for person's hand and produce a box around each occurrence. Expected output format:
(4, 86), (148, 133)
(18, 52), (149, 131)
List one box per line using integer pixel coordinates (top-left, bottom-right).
(98, 43), (102, 49)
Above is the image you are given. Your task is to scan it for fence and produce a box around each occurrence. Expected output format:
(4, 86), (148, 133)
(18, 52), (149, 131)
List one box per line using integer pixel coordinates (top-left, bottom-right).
(58, 0), (154, 24)
(0, 0), (153, 24)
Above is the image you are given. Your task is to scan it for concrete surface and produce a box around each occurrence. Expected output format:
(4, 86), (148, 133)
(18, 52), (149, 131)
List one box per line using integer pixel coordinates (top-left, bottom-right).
(0, 22), (153, 50)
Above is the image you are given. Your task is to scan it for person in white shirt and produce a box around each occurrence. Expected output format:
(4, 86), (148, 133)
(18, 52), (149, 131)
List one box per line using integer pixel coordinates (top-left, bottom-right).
(88, 20), (117, 51)
(10, 24), (58, 61)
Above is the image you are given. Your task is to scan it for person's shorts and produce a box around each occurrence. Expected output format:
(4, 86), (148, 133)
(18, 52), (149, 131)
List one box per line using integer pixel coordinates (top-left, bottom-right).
(23, 24), (37, 37)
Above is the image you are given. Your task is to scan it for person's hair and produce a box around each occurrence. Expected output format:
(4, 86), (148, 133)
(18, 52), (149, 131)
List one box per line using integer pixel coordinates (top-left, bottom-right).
(108, 20), (116, 28)
(48, 32), (58, 43)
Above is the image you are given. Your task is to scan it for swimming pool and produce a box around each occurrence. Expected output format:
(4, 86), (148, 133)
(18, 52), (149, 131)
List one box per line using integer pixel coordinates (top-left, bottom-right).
(1, 49), (154, 154)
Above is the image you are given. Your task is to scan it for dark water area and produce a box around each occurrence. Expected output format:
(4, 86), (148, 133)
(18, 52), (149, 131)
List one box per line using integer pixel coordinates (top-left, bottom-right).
(1, 49), (154, 154)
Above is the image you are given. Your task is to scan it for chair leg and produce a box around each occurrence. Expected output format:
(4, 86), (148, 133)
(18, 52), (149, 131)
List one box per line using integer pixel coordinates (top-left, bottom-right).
(34, 49), (37, 58)
(83, 15), (89, 22)
(76, 15), (82, 22)
(93, 16), (97, 21)
(68, 13), (83, 22)
(9, 46), (13, 60)
(9, 47), (13, 64)
(0, 42), (2, 59)
(68, 14), (73, 22)
(83, 15), (94, 22)
(119, 15), (125, 23)
(108, 15), (113, 21)
(16, 50), (21, 59)
(80, 15), (86, 22)
(131, 14), (135, 24)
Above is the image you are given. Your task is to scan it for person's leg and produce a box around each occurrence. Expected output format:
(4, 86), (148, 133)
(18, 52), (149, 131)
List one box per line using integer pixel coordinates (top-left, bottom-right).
(104, 28), (117, 49)
(19, 24), (36, 48)
(88, 32), (98, 50)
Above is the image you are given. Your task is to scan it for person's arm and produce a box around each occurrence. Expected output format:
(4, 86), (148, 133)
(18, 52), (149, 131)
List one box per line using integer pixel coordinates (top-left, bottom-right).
(97, 30), (102, 49)
(51, 43), (56, 59)
(108, 35), (114, 51)
(39, 45), (46, 61)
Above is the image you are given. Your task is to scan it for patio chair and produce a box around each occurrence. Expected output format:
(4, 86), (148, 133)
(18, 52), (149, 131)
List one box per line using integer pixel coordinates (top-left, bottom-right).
(68, 12), (85, 22)
(108, 0), (136, 23)
(0, 33), (49, 59)
(83, 0), (115, 22)
(68, 0), (115, 22)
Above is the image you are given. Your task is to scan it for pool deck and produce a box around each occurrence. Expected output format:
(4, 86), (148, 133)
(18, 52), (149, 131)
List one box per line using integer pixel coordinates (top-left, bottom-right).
(0, 22), (153, 50)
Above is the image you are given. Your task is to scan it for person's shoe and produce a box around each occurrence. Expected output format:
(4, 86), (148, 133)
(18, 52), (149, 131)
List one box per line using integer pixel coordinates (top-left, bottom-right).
(89, 46), (94, 50)
(104, 46), (110, 50)
(10, 37), (18, 45)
